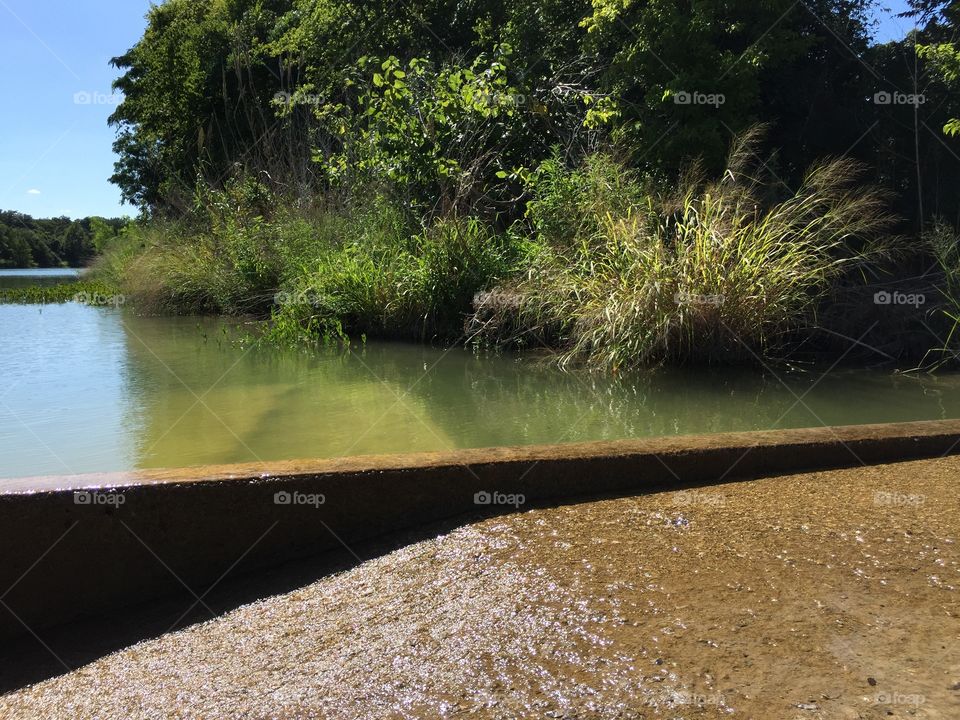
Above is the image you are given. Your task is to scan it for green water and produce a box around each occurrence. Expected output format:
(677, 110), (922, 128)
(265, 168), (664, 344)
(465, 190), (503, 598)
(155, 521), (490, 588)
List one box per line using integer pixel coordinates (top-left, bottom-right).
(2, 270), (960, 480)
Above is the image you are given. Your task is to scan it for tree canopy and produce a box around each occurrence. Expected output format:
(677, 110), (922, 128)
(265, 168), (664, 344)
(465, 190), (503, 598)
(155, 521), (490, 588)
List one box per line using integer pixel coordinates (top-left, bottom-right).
(106, 0), (959, 230)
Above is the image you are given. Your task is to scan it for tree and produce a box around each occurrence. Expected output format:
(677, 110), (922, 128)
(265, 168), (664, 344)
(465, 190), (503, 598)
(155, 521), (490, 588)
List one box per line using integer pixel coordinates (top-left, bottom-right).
(0, 211), (124, 267)
(906, 1), (960, 135)
(579, 0), (877, 177)
(110, 0), (294, 213)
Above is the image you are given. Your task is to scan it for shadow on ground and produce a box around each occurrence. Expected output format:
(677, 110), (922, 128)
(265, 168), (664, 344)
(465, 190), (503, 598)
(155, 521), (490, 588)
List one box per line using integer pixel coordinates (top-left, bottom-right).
(0, 481), (676, 694)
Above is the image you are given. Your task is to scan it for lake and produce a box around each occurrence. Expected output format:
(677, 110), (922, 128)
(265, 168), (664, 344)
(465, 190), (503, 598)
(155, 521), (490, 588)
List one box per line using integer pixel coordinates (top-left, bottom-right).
(2, 269), (960, 480)
(0, 268), (83, 289)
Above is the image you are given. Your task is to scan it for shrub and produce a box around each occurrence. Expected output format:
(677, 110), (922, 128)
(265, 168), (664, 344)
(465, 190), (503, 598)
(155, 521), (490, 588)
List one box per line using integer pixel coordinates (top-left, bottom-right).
(269, 215), (516, 342)
(97, 220), (278, 315)
(474, 131), (896, 369)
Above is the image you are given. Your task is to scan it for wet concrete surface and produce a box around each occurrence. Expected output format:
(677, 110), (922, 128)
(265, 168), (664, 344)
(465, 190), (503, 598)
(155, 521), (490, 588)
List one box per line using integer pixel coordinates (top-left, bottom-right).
(6, 420), (960, 644)
(1, 456), (959, 719)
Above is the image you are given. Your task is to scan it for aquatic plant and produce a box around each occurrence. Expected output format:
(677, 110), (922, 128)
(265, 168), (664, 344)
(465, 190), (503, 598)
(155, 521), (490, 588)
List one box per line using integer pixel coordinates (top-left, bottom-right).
(0, 280), (122, 306)
(97, 190), (518, 342)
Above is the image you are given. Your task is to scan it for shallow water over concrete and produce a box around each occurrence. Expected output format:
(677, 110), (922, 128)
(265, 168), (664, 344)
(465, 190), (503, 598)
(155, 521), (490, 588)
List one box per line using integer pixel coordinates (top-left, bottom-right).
(3, 455), (957, 719)
(4, 296), (960, 479)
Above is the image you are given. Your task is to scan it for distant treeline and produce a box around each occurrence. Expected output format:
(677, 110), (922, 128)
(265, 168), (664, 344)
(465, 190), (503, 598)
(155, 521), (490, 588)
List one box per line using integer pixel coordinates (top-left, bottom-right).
(0, 211), (127, 268)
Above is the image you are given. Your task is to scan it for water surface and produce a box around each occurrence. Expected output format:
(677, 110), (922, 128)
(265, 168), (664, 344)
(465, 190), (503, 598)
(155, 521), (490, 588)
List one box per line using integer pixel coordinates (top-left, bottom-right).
(2, 299), (960, 480)
(0, 268), (83, 289)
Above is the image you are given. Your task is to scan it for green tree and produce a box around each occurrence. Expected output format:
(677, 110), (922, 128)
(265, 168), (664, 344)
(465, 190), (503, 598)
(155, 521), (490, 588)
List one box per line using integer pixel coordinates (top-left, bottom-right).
(110, 0), (294, 213)
(907, 1), (960, 135)
(580, 0), (877, 175)
(0, 225), (34, 268)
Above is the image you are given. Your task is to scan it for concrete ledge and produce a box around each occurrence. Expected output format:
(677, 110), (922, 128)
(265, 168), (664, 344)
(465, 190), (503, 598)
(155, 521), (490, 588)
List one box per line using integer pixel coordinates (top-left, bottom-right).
(2, 419), (960, 642)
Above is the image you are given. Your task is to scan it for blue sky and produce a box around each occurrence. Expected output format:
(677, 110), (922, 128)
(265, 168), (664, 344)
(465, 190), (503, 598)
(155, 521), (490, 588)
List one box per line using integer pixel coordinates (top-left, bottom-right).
(0, 0), (153, 219)
(874, 0), (921, 42)
(0, 0), (919, 220)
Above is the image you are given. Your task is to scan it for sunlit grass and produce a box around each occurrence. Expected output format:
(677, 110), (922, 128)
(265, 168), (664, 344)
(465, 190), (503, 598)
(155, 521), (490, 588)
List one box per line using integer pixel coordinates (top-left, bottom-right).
(474, 130), (897, 369)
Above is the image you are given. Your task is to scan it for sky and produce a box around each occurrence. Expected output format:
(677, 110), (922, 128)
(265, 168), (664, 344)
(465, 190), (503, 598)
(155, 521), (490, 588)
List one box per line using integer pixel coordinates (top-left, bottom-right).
(0, 0), (921, 220)
(874, 0), (922, 42)
(0, 0), (153, 219)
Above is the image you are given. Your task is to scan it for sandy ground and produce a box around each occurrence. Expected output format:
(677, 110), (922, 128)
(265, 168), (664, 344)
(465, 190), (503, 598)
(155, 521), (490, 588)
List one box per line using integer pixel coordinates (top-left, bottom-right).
(2, 456), (959, 719)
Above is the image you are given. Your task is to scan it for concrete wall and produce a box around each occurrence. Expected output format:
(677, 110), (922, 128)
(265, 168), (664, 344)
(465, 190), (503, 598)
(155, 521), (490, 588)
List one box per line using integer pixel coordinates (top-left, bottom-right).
(2, 419), (960, 642)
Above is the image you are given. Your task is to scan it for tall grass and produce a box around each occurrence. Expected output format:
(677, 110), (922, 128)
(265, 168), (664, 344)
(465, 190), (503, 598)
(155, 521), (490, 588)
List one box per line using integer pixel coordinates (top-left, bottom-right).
(923, 221), (960, 368)
(94, 220), (280, 315)
(95, 182), (517, 342)
(473, 130), (896, 369)
(268, 215), (516, 342)
(95, 135), (900, 365)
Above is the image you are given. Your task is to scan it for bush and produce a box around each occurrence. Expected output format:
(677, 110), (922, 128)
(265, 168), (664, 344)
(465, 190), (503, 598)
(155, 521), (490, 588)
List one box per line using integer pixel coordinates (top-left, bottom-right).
(97, 220), (279, 315)
(97, 183), (517, 344)
(523, 152), (648, 246)
(474, 131), (896, 370)
(96, 179), (345, 316)
(95, 133), (901, 367)
(269, 214), (517, 342)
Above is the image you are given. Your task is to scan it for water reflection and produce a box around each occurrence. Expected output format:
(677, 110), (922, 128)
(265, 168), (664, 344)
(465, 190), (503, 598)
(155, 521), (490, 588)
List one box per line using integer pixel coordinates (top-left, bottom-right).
(2, 301), (960, 480)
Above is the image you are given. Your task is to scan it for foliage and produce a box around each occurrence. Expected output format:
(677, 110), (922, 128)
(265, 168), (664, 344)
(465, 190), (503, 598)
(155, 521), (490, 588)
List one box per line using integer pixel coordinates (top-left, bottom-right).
(311, 48), (616, 218)
(101, 215), (284, 316)
(98, 191), (518, 342)
(579, 0), (875, 173)
(268, 213), (517, 342)
(108, 0), (900, 217)
(473, 133), (896, 369)
(925, 221), (960, 367)
(908, 0), (960, 137)
(109, 0), (294, 214)
(97, 0), (960, 368)
(918, 42), (960, 135)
